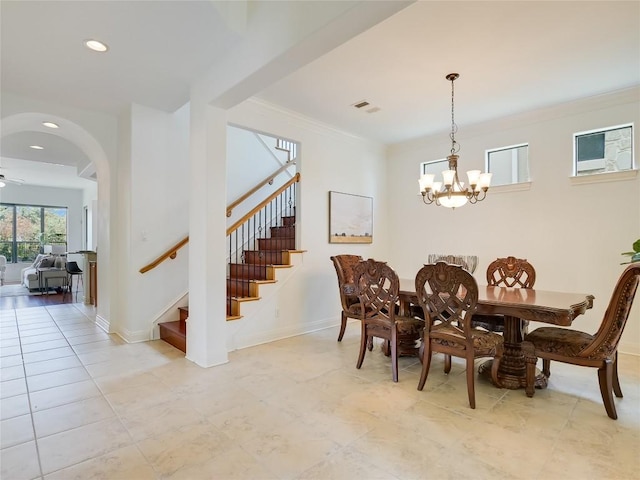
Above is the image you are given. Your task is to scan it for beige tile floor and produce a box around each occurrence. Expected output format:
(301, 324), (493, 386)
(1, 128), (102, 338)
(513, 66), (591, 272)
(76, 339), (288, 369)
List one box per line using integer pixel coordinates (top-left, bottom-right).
(1, 304), (639, 480)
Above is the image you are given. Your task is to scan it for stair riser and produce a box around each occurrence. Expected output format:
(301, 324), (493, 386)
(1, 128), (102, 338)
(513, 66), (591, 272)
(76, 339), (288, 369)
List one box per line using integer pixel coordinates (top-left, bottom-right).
(227, 279), (252, 297)
(270, 226), (295, 238)
(244, 250), (284, 264)
(229, 264), (268, 280)
(258, 238), (295, 250)
(281, 216), (295, 227)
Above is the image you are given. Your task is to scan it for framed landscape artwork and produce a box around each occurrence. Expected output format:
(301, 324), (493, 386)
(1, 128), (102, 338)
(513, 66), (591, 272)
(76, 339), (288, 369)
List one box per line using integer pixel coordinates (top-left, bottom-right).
(329, 191), (373, 244)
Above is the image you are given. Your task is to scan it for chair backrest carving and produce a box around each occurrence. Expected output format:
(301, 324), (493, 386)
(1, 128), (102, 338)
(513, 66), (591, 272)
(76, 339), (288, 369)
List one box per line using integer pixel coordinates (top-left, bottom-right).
(582, 263), (640, 359)
(415, 262), (479, 338)
(353, 259), (398, 321)
(486, 256), (536, 288)
(330, 254), (363, 309)
(427, 254), (478, 274)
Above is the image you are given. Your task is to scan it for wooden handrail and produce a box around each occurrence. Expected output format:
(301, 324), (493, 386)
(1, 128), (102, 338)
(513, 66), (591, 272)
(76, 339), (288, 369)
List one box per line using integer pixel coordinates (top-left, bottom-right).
(226, 162), (295, 217)
(140, 172), (300, 274)
(139, 236), (189, 274)
(227, 173), (300, 236)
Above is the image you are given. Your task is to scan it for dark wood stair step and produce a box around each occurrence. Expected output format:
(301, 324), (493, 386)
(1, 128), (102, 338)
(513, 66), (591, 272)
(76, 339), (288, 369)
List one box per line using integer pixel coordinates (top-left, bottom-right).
(159, 320), (186, 353)
(281, 215), (295, 227)
(258, 237), (295, 251)
(178, 306), (188, 321)
(227, 278), (254, 296)
(244, 250), (285, 265)
(270, 226), (295, 238)
(229, 263), (269, 280)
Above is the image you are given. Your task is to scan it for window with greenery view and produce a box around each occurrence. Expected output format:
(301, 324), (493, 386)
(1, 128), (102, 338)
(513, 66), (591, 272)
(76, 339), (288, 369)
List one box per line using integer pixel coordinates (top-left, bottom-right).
(0, 203), (68, 263)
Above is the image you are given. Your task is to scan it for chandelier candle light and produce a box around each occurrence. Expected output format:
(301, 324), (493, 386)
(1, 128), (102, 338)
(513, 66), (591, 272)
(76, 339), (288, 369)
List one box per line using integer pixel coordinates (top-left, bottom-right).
(419, 73), (491, 208)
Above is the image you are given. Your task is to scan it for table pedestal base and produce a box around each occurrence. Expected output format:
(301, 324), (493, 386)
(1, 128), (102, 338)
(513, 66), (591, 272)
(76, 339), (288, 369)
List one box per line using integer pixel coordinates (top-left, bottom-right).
(478, 359), (548, 393)
(381, 339), (421, 358)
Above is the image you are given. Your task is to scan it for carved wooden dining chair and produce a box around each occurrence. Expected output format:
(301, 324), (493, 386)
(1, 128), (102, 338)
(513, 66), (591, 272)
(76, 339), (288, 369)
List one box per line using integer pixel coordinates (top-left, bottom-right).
(330, 254), (364, 342)
(353, 259), (424, 382)
(415, 262), (503, 408)
(523, 263), (640, 419)
(471, 256), (536, 336)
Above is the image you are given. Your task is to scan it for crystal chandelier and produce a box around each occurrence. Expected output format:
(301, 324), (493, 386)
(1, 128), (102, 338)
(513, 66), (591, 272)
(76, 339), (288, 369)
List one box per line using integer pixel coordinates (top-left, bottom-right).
(419, 73), (491, 208)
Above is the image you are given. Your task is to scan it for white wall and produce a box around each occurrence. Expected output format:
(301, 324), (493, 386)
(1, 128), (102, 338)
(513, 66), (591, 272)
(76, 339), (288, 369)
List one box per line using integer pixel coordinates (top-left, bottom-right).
(225, 98), (390, 349)
(387, 87), (640, 355)
(226, 126), (295, 227)
(118, 103), (190, 341)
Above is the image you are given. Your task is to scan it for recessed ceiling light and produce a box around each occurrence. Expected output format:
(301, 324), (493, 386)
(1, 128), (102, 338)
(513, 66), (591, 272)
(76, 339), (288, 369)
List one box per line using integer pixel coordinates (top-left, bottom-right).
(42, 121), (59, 129)
(84, 39), (109, 52)
(29, 145), (44, 150)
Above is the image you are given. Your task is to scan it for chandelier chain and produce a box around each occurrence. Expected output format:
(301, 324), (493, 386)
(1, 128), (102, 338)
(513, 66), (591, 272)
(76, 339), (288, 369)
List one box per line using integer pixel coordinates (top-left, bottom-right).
(450, 75), (459, 156)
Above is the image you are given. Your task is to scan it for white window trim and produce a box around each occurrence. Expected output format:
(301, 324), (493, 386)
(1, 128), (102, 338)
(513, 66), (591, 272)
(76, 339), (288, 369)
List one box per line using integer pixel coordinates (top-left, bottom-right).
(573, 122), (634, 176)
(485, 142), (530, 187)
(489, 181), (532, 194)
(570, 169), (638, 185)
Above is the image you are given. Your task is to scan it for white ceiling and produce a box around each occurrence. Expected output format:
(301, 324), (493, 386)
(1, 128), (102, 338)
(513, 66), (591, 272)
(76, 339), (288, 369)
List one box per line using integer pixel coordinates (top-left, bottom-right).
(1, 1), (639, 188)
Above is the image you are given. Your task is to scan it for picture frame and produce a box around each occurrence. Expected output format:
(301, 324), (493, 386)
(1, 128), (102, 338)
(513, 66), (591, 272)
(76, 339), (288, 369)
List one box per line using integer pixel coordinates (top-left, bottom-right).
(329, 191), (373, 244)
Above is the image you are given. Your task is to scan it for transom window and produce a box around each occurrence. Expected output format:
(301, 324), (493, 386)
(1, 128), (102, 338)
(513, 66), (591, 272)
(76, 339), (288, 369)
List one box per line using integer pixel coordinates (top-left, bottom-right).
(486, 143), (530, 187)
(574, 124), (633, 176)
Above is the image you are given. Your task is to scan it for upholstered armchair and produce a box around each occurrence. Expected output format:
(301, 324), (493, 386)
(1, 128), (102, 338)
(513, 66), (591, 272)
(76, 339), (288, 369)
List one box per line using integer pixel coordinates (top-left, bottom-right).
(415, 261), (503, 409)
(353, 259), (424, 382)
(330, 254), (364, 342)
(523, 263), (640, 419)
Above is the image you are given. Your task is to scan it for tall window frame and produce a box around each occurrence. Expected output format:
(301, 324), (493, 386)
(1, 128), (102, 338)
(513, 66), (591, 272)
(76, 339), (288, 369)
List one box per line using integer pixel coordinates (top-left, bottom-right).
(0, 203), (68, 263)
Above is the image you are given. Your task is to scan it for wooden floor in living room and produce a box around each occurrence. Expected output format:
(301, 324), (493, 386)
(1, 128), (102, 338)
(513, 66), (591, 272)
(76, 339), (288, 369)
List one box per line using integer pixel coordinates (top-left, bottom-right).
(0, 283), (81, 309)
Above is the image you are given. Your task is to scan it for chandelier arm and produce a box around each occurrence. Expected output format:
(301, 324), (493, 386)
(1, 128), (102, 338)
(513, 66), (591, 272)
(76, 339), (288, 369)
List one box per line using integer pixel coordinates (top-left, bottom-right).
(421, 192), (435, 205)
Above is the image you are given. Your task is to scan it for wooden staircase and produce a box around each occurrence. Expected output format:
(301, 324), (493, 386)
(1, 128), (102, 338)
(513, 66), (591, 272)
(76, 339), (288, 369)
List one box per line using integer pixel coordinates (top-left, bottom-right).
(159, 215), (299, 353)
(227, 215), (296, 319)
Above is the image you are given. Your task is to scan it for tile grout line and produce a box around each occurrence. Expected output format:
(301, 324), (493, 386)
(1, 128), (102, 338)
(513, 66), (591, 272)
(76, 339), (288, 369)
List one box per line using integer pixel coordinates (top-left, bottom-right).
(14, 307), (47, 480)
(36, 303), (148, 478)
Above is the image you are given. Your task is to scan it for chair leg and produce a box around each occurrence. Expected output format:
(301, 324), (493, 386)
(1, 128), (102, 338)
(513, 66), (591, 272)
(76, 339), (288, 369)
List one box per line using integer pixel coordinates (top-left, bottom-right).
(598, 359), (618, 420)
(356, 325), (368, 370)
(444, 354), (452, 374)
(542, 359), (551, 377)
(337, 311), (347, 341)
(367, 336), (373, 351)
(390, 331), (399, 383)
(417, 341), (432, 390)
(612, 351), (623, 398)
(466, 353), (476, 409)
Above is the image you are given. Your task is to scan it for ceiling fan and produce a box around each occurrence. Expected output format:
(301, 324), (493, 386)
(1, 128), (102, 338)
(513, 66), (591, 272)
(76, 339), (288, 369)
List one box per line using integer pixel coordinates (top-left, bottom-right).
(0, 169), (25, 188)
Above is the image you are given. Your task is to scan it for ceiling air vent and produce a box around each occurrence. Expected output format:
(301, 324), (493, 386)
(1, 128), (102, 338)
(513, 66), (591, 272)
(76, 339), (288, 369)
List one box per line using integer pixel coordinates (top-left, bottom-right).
(352, 100), (380, 114)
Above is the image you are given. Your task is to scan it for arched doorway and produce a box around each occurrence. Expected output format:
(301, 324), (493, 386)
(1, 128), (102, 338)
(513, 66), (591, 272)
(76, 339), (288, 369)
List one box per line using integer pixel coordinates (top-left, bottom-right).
(1, 112), (114, 328)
